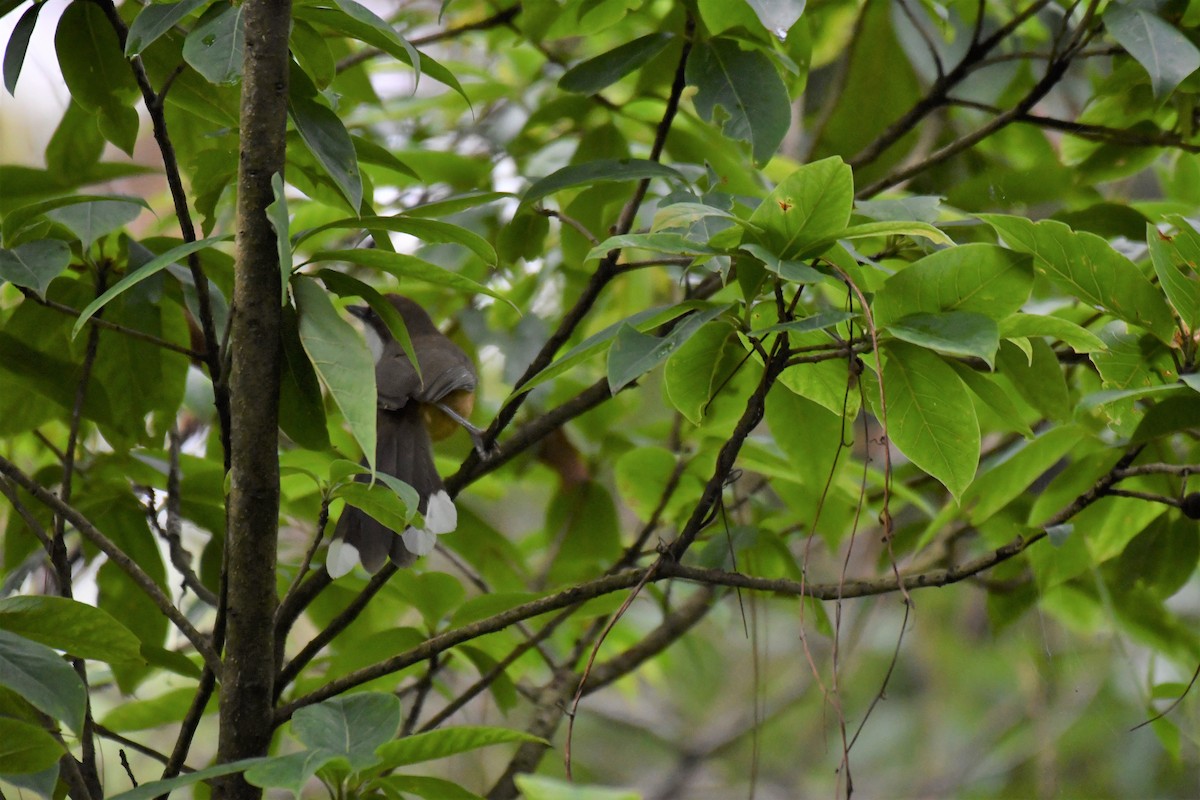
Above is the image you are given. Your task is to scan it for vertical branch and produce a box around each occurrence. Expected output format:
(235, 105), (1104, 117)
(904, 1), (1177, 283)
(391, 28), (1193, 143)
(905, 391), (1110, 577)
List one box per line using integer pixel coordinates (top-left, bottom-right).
(214, 1), (291, 797)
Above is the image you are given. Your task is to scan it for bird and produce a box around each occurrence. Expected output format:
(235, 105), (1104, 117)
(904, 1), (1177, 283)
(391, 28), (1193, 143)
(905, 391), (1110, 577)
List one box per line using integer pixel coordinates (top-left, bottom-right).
(327, 294), (482, 577)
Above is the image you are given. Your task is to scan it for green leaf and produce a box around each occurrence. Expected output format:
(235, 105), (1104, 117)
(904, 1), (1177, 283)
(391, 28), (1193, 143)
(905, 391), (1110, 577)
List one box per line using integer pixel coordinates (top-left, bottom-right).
(560, 32), (673, 93)
(963, 425), (1083, 527)
(880, 341), (979, 500)
(949, 362), (1034, 438)
(295, 215), (496, 266)
(998, 314), (1106, 353)
(125, 0), (209, 56)
(996, 339), (1071, 422)
(1076, 384), (1184, 415)
(801, 220), (953, 258)
(515, 301), (718, 397)
(279, 303), (331, 450)
(292, 692), (401, 770)
(1104, 5), (1200, 99)
(585, 232), (725, 263)
(872, 243), (1034, 328)
(0, 240), (70, 295)
(245, 750), (339, 795)
(664, 318), (736, 424)
(72, 235), (228, 338)
(0, 717), (62, 775)
(1147, 223), (1200, 334)
(2, 193), (150, 247)
(885, 311), (1000, 368)
(333, 480), (418, 533)
(317, 269), (421, 382)
(752, 310), (857, 336)
(182, 3), (245, 85)
(686, 37), (790, 165)
(515, 775), (641, 800)
(0, 596), (142, 664)
(375, 726), (546, 769)
(746, 157), (853, 260)
(307, 249), (512, 307)
(3, 0), (41, 95)
(0, 630), (87, 734)
(267, 173), (292, 304)
(521, 159), (685, 208)
(739, 242), (828, 283)
(981, 215), (1176, 343)
(107, 758), (272, 800)
(607, 304), (731, 392)
(290, 91), (363, 211)
(54, 2), (140, 154)
(294, 275), (378, 472)
(47, 199), (143, 249)
(377, 775), (483, 800)
(99, 687), (216, 732)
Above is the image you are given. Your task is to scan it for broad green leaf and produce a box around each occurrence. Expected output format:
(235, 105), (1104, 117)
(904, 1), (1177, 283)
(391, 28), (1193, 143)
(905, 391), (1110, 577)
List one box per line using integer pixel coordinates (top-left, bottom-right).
(614, 446), (680, 520)
(307, 249), (511, 306)
(2, 193), (150, 247)
(378, 775), (483, 800)
(800, 220), (953, 259)
(1147, 223), (1200, 334)
(375, 726), (546, 769)
(291, 19), (336, 89)
(294, 275), (377, 472)
(46, 100), (105, 179)
(664, 318), (736, 424)
(292, 692), (401, 770)
(1076, 384), (1185, 414)
(47, 199), (143, 249)
(949, 362), (1034, 438)
(1104, 5), (1200, 99)
(279, 303), (331, 450)
(962, 425), (1084, 527)
(559, 32), (673, 93)
(607, 304), (731, 392)
(0, 630), (86, 734)
(885, 311), (1000, 368)
(72, 235), (228, 338)
(522, 159), (685, 208)
(333, 481), (417, 534)
(1090, 331), (1175, 390)
(585, 232), (725, 263)
(752, 310), (857, 336)
(651, 201), (738, 232)
(0, 240), (70, 295)
(872, 243), (1033, 328)
(0, 596), (142, 664)
(99, 687), (217, 732)
(245, 750), (338, 795)
(515, 301), (718, 396)
(515, 775), (640, 800)
(747, 157), (853, 259)
(2, 1), (41, 95)
(107, 758), (272, 800)
(294, 2), (467, 101)
(997, 339), (1071, 422)
(998, 314), (1106, 353)
(981, 215), (1176, 343)
(1131, 392), (1200, 444)
(855, 196), (942, 223)
(290, 91), (363, 212)
(0, 718), (62, 775)
(125, 0), (210, 56)
(686, 37), (790, 164)
(880, 341), (979, 500)
(295, 215), (496, 265)
(393, 571), (467, 629)
(182, 3), (245, 84)
(267, 173), (292, 304)
(739, 243), (828, 283)
(54, 3), (139, 154)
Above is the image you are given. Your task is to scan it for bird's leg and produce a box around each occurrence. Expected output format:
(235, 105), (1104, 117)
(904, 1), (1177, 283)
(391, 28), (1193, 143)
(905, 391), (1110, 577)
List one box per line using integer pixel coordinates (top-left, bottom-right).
(436, 402), (497, 459)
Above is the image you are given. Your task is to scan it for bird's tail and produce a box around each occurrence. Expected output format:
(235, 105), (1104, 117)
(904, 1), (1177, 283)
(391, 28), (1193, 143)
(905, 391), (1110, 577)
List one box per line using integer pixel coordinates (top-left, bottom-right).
(329, 406), (447, 575)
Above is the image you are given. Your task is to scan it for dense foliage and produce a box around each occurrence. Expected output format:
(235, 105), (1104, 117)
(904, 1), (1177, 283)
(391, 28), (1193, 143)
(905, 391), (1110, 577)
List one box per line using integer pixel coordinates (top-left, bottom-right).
(3, 0), (1200, 797)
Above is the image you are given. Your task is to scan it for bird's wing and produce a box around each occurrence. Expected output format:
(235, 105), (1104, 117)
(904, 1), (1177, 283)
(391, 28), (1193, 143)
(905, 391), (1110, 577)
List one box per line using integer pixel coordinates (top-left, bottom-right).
(374, 350), (422, 410)
(414, 336), (476, 404)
